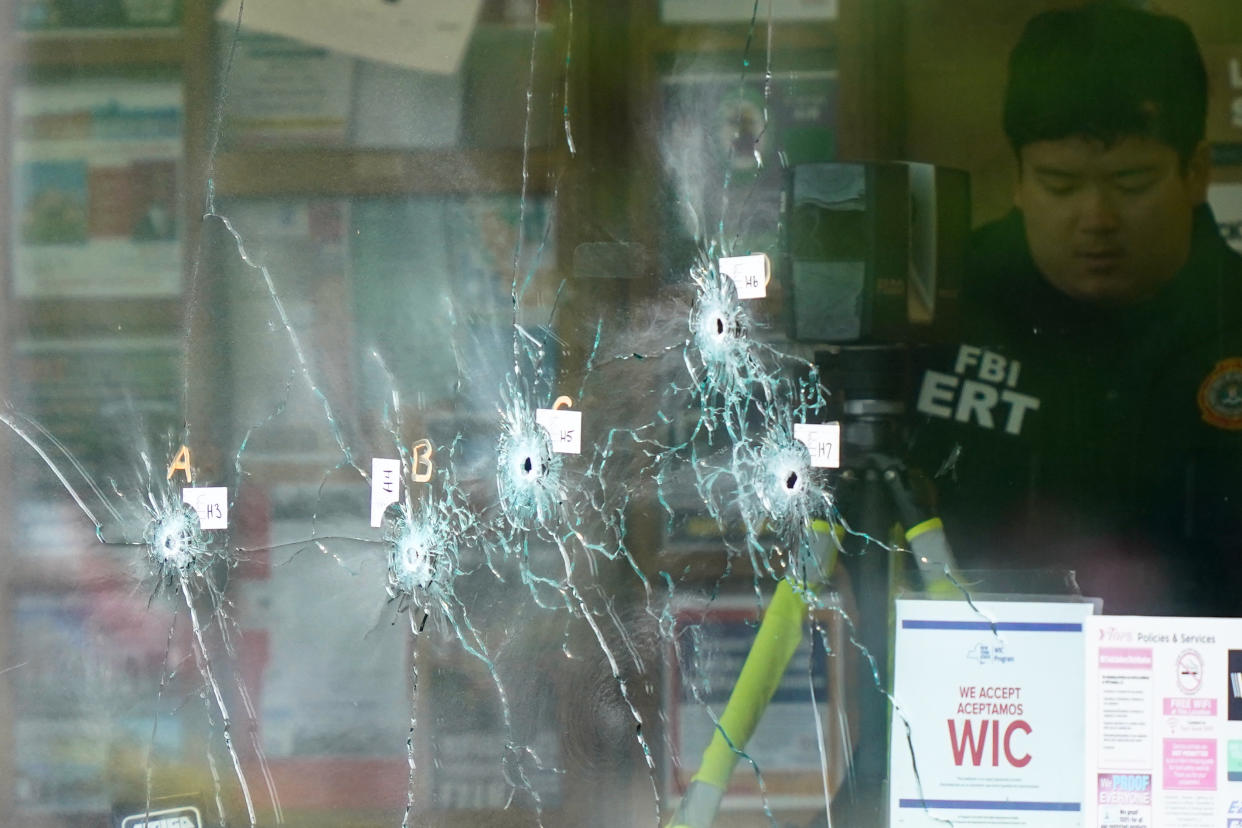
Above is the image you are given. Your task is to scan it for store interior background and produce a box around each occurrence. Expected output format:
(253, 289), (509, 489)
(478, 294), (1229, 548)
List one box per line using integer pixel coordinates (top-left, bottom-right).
(3, 0), (1242, 826)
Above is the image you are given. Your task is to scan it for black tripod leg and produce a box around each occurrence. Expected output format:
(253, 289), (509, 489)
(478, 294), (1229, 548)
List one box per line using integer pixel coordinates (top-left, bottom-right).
(828, 468), (896, 828)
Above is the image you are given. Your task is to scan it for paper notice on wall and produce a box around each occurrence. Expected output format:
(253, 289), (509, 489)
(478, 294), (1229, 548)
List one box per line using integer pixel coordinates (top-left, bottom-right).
(1084, 616), (1242, 828)
(215, 0), (483, 75)
(890, 598), (1096, 827)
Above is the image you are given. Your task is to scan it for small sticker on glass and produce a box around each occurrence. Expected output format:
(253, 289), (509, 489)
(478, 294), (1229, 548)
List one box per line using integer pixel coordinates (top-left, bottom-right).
(794, 422), (841, 468)
(536, 408), (583, 455)
(370, 458), (401, 527)
(182, 487), (228, 530)
(719, 253), (770, 300)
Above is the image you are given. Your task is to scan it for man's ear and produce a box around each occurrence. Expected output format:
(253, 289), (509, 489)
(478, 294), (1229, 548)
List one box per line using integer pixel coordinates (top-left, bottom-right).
(1186, 140), (1211, 204)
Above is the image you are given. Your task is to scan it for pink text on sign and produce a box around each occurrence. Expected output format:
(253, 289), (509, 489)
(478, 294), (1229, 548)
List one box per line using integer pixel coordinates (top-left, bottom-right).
(1099, 647), (1153, 669)
(1164, 697), (1217, 716)
(1163, 739), (1216, 791)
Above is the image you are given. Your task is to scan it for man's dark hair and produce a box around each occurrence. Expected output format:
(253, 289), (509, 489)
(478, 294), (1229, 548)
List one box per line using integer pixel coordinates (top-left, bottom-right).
(1003, 1), (1208, 165)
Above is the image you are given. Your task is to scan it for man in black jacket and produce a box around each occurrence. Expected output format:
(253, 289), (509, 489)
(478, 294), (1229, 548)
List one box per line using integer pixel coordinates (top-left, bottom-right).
(911, 1), (1242, 616)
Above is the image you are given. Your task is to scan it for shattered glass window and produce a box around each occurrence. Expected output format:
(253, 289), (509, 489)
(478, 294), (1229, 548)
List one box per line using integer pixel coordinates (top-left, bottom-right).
(4, 1), (1242, 827)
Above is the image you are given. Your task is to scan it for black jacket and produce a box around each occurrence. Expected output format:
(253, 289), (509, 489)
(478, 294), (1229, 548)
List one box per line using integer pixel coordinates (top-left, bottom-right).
(910, 205), (1242, 615)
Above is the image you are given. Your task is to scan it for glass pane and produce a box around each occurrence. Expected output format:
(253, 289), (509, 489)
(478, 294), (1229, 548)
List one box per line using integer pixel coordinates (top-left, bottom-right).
(4, 2), (1241, 828)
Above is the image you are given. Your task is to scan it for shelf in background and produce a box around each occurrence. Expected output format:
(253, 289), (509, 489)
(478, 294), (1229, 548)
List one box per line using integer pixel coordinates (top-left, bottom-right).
(212, 148), (560, 197)
(17, 29), (185, 67)
(16, 298), (183, 336)
(644, 22), (836, 54)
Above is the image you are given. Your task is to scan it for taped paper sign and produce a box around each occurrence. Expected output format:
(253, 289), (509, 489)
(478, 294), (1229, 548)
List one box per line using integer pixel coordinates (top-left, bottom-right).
(215, 0), (483, 75)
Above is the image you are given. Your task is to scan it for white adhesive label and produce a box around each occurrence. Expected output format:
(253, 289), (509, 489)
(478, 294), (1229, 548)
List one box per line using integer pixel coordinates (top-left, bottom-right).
(182, 487), (228, 530)
(535, 408), (583, 454)
(794, 422), (841, 469)
(719, 254), (769, 300)
(370, 458), (401, 527)
(120, 804), (203, 828)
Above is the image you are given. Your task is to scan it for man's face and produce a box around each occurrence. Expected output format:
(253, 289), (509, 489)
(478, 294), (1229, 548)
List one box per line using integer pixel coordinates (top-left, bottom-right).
(1014, 135), (1209, 305)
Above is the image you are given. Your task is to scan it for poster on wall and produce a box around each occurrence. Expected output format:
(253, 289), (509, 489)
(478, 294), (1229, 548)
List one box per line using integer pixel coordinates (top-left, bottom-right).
(890, 598), (1097, 827)
(222, 32), (354, 146)
(11, 78), (183, 298)
(1083, 616), (1242, 828)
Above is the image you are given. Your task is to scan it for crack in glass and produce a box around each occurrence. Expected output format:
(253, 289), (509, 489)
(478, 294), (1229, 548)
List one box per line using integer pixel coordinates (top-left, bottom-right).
(0, 0), (945, 825)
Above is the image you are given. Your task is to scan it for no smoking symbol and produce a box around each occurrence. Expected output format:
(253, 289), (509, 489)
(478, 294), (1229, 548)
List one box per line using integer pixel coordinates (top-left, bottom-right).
(1177, 649), (1203, 694)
